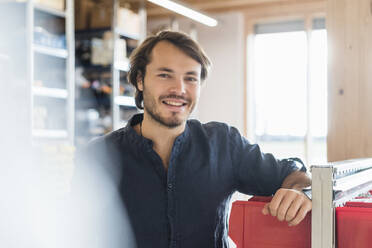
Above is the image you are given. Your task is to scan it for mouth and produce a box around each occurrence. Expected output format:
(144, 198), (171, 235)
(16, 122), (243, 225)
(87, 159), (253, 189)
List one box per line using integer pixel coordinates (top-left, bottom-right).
(162, 100), (188, 107)
(161, 98), (189, 113)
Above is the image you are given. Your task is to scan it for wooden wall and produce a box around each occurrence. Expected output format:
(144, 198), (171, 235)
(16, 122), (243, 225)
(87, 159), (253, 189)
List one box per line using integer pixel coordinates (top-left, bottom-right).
(327, 0), (372, 161)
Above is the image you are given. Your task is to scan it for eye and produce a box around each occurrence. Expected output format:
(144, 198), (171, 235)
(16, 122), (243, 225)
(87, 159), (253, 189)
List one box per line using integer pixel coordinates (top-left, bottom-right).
(185, 77), (198, 83)
(158, 73), (171, 78)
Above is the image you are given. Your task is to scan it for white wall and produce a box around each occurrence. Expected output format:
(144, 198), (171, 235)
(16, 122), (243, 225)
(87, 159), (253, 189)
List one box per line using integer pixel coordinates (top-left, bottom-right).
(148, 12), (246, 133)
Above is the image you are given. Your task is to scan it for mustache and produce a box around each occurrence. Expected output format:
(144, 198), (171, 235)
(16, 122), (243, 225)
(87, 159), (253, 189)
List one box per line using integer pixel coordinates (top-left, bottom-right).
(159, 94), (191, 103)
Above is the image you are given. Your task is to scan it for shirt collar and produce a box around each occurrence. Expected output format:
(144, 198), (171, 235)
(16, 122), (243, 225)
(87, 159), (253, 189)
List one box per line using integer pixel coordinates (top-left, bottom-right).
(124, 113), (190, 149)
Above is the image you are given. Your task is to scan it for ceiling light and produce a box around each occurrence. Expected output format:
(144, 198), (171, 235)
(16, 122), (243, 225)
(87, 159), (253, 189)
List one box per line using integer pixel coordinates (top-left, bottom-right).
(147, 0), (218, 27)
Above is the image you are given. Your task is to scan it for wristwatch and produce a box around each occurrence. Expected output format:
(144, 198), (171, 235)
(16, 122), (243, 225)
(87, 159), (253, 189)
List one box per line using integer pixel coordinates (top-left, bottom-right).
(302, 187), (312, 200)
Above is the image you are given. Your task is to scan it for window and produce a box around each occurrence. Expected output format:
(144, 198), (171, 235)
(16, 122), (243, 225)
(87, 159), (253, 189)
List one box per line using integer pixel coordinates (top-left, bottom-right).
(251, 18), (327, 165)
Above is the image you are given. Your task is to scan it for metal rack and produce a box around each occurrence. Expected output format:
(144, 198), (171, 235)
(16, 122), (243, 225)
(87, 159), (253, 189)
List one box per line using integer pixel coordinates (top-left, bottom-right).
(27, 0), (75, 144)
(74, 1), (146, 141)
(111, 0), (147, 130)
(311, 158), (372, 248)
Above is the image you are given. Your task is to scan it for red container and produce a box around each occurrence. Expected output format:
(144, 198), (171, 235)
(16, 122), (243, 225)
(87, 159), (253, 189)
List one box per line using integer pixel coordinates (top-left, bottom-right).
(229, 196), (311, 248)
(336, 201), (372, 248)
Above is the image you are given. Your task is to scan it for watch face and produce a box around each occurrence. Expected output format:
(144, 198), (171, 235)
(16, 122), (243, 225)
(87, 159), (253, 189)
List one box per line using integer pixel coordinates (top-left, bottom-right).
(302, 189), (312, 200)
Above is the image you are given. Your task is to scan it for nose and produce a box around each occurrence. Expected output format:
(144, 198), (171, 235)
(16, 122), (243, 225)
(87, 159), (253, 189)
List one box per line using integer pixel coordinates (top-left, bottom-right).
(170, 76), (186, 95)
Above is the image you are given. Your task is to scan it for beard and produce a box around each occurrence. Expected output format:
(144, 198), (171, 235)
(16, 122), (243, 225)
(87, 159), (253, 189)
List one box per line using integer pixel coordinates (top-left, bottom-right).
(142, 87), (195, 128)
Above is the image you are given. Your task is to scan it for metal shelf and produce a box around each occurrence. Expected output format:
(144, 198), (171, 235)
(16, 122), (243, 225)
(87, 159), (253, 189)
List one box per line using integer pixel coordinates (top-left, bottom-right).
(76, 27), (139, 40)
(111, 0), (146, 130)
(114, 95), (136, 107)
(114, 60), (129, 71)
(32, 129), (69, 139)
(114, 28), (140, 40)
(33, 44), (68, 58)
(311, 158), (372, 248)
(34, 3), (66, 18)
(27, 0), (75, 144)
(32, 86), (68, 99)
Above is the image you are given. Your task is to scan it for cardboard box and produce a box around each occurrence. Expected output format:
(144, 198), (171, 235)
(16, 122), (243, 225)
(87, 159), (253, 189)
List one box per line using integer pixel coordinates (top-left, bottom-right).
(115, 38), (127, 62)
(34, 0), (65, 11)
(117, 8), (140, 38)
(75, 0), (94, 30)
(91, 31), (113, 66)
(75, 1), (140, 33)
(89, 2), (112, 29)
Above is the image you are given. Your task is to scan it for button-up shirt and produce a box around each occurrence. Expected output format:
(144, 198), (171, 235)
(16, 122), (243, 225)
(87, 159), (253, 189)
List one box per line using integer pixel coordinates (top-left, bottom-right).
(74, 114), (305, 248)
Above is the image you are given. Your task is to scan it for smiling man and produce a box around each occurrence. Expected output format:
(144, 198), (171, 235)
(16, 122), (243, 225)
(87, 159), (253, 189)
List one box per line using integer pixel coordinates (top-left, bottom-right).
(75, 31), (311, 248)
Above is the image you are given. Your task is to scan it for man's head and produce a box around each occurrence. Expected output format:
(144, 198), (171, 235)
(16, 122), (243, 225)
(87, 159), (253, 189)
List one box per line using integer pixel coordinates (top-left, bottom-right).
(127, 31), (211, 128)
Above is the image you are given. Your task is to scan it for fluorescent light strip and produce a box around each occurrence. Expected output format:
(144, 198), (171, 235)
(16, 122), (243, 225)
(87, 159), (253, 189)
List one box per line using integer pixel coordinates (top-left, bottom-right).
(148, 0), (218, 27)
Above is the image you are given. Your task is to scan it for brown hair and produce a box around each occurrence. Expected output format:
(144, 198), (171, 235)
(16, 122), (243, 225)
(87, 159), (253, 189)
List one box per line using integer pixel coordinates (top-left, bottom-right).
(127, 30), (211, 109)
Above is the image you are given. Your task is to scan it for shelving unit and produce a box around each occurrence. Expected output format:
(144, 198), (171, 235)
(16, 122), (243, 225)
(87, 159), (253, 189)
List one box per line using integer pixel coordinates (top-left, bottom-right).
(34, 3), (66, 18)
(311, 158), (372, 248)
(74, 0), (146, 145)
(1, 1), (74, 144)
(111, 0), (146, 130)
(114, 95), (136, 107)
(32, 86), (68, 99)
(33, 44), (68, 58)
(114, 27), (141, 40)
(113, 59), (130, 71)
(26, 0), (75, 144)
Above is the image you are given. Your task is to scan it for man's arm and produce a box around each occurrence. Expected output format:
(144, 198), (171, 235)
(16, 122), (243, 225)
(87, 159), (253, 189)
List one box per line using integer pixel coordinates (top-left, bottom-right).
(281, 170), (311, 189)
(262, 171), (312, 226)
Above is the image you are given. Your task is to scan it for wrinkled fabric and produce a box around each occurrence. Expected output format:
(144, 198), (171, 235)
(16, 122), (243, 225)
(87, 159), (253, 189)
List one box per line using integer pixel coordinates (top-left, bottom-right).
(74, 113), (305, 248)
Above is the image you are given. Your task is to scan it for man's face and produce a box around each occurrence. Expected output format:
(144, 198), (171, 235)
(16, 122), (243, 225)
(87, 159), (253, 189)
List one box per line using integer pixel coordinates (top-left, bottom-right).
(138, 41), (201, 128)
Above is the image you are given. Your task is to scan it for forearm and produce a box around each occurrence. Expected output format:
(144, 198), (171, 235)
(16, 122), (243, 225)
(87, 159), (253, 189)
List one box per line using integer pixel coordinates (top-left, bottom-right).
(281, 170), (311, 190)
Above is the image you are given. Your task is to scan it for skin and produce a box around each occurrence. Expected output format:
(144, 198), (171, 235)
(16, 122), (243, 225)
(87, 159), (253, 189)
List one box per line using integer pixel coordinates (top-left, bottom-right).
(134, 41), (201, 170)
(262, 171), (312, 226)
(134, 40), (312, 226)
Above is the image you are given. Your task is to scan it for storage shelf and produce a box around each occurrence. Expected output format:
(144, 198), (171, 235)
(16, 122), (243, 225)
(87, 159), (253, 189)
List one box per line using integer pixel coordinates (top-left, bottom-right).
(114, 95), (136, 107)
(114, 60), (129, 71)
(32, 86), (68, 99)
(33, 44), (68, 58)
(76, 27), (139, 40)
(114, 28), (140, 40)
(82, 64), (111, 73)
(34, 3), (66, 18)
(32, 129), (68, 139)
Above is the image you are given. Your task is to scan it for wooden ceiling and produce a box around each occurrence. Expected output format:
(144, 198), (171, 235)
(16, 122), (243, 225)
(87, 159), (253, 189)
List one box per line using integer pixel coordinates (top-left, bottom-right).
(123, 0), (324, 17)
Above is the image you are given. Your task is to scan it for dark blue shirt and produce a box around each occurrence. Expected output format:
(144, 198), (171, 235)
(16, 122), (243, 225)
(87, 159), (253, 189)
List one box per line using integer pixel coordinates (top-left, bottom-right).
(75, 114), (305, 248)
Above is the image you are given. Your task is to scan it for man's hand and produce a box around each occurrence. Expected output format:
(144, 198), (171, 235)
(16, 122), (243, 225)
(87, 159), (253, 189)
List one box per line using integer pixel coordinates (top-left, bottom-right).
(261, 188), (311, 226)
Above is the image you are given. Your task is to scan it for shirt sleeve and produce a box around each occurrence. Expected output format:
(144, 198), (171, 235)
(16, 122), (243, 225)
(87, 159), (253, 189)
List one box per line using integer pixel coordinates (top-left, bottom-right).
(228, 126), (306, 196)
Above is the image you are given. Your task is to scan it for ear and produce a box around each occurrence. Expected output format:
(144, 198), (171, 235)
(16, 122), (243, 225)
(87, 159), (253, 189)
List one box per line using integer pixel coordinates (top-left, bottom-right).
(137, 73), (144, 91)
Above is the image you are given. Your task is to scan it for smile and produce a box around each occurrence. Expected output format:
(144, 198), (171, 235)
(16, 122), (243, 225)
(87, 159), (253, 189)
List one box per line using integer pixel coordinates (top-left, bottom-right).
(162, 100), (187, 107)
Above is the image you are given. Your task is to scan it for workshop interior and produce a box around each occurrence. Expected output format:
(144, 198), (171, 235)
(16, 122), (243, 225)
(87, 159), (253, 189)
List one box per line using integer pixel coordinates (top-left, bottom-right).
(1, 0), (372, 247)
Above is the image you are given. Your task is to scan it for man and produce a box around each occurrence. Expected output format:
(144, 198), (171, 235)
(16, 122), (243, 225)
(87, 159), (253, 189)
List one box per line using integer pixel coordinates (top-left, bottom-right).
(75, 31), (311, 248)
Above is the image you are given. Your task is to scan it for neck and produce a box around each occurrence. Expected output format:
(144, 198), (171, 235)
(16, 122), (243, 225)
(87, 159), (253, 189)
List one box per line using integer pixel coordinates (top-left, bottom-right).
(139, 112), (186, 170)
(141, 112), (185, 145)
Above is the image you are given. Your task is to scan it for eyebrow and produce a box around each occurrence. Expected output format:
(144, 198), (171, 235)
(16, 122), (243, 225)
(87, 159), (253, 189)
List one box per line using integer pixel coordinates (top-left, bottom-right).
(157, 67), (174, 73)
(156, 67), (200, 76)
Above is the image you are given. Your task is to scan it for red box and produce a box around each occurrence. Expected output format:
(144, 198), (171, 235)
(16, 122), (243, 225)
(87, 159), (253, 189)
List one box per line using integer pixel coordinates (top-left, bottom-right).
(229, 196), (311, 248)
(336, 200), (372, 248)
